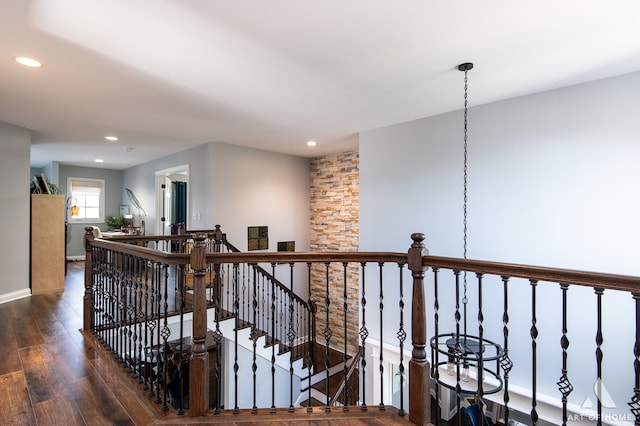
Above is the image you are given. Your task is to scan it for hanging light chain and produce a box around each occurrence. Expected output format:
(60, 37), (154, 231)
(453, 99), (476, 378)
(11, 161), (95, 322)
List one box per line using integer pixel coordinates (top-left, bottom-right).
(463, 67), (469, 262)
(458, 62), (473, 306)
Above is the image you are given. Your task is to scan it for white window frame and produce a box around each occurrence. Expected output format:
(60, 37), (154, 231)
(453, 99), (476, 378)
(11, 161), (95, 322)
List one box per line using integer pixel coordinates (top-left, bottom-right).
(67, 177), (106, 224)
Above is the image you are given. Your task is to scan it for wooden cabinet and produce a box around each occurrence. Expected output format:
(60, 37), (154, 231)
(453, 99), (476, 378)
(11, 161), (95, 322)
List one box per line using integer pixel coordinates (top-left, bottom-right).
(31, 194), (65, 294)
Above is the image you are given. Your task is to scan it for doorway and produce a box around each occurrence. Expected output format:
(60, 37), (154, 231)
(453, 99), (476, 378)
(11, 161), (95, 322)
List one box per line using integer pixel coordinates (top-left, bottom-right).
(155, 165), (190, 236)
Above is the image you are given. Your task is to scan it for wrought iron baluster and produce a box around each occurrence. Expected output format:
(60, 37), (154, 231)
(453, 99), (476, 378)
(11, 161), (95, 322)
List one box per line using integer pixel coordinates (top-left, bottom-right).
(233, 263), (240, 413)
(146, 263), (157, 397)
(342, 261), (349, 411)
(306, 262), (314, 413)
(261, 273), (266, 335)
(629, 292), (640, 424)
(142, 260), (150, 390)
(279, 286), (284, 350)
(453, 270), (463, 418)
(136, 258), (145, 384)
(270, 262), (277, 413)
(397, 263), (407, 417)
(595, 287), (605, 426)
(359, 262), (368, 411)
(225, 262), (231, 313)
(432, 267), (440, 426)
(500, 276), (513, 424)
(477, 272), (484, 402)
(242, 264), (247, 322)
(126, 256), (135, 372)
(530, 279), (539, 425)
(160, 263), (170, 411)
(213, 260), (223, 414)
(557, 284), (573, 426)
(288, 262), (296, 412)
(251, 265), (259, 413)
(378, 261), (385, 411)
(154, 262), (162, 404)
(323, 262), (332, 411)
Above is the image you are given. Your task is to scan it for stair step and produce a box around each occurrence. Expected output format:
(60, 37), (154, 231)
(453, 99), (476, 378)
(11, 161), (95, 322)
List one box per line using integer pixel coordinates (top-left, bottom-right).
(311, 370), (345, 395)
(302, 344), (351, 374)
(297, 397), (327, 407)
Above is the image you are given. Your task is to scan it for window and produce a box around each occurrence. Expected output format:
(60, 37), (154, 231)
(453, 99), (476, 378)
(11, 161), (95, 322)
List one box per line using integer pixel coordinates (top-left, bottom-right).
(67, 177), (105, 223)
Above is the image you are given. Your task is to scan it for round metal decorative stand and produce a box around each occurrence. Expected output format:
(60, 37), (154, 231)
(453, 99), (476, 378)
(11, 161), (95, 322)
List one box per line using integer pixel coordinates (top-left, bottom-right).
(430, 333), (504, 395)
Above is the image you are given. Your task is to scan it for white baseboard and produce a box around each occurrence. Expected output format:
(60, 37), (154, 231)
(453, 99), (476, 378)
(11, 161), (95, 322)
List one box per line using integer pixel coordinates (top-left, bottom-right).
(0, 288), (31, 304)
(66, 255), (86, 262)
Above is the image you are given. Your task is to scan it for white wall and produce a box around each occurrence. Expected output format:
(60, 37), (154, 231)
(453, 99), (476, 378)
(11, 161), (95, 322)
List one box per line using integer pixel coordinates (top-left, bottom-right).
(0, 121), (31, 300)
(359, 71), (640, 415)
(209, 142), (310, 254)
(122, 141), (311, 296)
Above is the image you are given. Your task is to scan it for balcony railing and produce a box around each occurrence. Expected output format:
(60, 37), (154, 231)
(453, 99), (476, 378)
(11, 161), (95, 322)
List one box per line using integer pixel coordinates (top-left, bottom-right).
(83, 227), (640, 425)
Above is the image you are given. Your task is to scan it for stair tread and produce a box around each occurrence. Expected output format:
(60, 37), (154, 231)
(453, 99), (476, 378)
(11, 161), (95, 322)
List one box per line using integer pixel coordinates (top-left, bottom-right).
(298, 397), (327, 407)
(303, 345), (351, 373)
(311, 371), (346, 395)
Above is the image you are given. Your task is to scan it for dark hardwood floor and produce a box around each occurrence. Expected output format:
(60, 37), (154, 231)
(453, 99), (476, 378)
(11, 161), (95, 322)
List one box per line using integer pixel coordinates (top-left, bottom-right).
(0, 261), (418, 425)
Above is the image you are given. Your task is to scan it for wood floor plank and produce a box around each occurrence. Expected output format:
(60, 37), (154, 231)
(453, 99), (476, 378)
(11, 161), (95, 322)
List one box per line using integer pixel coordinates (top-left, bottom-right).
(13, 313), (45, 348)
(32, 392), (86, 426)
(18, 344), (62, 404)
(89, 355), (160, 426)
(71, 373), (136, 425)
(0, 348), (22, 377)
(0, 371), (37, 426)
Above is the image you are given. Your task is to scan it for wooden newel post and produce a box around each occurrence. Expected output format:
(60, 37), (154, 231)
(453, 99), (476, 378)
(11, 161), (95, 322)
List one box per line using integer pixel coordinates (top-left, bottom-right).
(83, 227), (95, 331)
(189, 234), (209, 415)
(408, 233), (430, 425)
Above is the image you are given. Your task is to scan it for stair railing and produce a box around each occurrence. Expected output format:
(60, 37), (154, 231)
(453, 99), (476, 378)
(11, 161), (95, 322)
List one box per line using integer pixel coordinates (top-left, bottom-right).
(83, 228), (640, 426)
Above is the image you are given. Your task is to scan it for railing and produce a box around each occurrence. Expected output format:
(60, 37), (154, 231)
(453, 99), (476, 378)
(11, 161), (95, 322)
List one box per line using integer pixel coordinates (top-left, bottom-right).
(83, 228), (640, 426)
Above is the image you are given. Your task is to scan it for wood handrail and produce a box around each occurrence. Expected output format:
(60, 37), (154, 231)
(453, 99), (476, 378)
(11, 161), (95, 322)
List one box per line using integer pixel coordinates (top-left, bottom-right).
(330, 346), (363, 406)
(89, 235), (640, 293)
(422, 255), (640, 293)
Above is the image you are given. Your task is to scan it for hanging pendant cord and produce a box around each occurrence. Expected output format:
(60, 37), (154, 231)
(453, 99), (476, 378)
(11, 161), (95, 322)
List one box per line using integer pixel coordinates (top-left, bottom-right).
(463, 68), (469, 265)
(458, 62), (473, 338)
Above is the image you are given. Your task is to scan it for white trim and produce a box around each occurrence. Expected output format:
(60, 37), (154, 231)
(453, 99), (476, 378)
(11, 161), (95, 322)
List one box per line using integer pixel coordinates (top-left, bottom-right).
(66, 255), (86, 262)
(155, 164), (190, 236)
(0, 289), (31, 304)
(67, 176), (106, 223)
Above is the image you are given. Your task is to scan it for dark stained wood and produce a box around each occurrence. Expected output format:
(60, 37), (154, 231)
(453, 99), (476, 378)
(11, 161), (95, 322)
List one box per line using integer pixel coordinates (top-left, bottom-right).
(32, 392), (86, 426)
(422, 254), (640, 293)
(0, 370), (37, 425)
(408, 233), (430, 426)
(189, 235), (210, 415)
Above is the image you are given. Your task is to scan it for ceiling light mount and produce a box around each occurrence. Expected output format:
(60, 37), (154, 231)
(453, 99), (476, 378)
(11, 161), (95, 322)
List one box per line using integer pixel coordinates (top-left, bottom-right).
(458, 62), (474, 72)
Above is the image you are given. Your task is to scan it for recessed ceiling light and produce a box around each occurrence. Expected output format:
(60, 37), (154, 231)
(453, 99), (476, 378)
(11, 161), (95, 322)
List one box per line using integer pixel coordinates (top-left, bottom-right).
(95, 159), (104, 163)
(104, 136), (118, 141)
(307, 140), (317, 147)
(14, 57), (42, 68)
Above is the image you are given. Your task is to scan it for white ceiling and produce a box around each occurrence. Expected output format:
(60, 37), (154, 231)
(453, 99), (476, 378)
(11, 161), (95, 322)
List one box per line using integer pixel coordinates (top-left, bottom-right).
(2, 0), (640, 170)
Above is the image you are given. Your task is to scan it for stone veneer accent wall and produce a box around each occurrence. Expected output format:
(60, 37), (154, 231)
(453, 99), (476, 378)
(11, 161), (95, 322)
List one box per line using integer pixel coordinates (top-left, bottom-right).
(309, 151), (359, 354)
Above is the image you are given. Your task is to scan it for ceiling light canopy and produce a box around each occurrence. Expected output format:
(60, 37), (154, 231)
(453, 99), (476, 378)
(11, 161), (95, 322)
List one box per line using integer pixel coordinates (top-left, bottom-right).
(14, 57), (42, 67)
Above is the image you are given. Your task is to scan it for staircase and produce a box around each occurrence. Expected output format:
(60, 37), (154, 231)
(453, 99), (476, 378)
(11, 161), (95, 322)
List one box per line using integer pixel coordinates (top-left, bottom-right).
(176, 230), (360, 409)
(164, 304), (358, 409)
